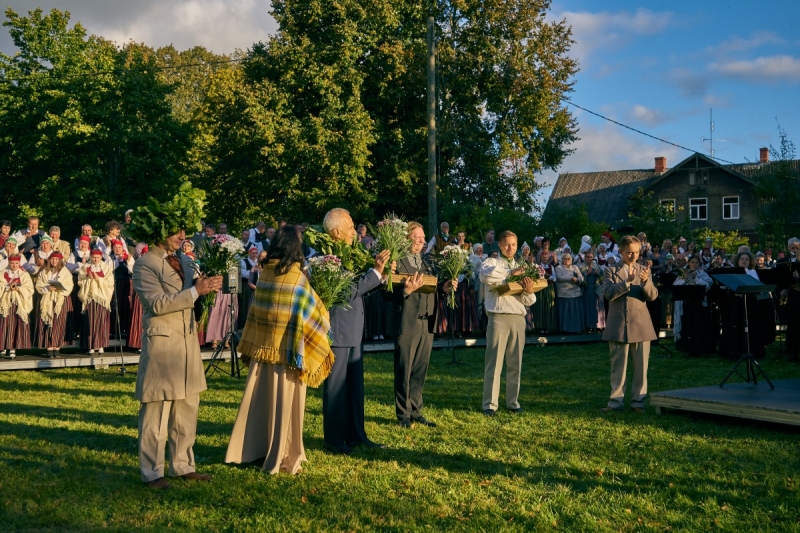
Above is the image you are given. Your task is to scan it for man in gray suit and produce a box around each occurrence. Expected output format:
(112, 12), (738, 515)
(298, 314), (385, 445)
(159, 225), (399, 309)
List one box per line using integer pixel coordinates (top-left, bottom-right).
(133, 228), (222, 489)
(320, 208), (390, 454)
(601, 235), (658, 413)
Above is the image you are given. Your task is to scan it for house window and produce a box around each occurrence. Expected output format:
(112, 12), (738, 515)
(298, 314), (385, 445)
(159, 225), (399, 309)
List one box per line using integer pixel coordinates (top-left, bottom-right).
(689, 172), (696, 185)
(689, 198), (707, 220)
(701, 170), (709, 184)
(660, 198), (676, 221)
(723, 196), (740, 220)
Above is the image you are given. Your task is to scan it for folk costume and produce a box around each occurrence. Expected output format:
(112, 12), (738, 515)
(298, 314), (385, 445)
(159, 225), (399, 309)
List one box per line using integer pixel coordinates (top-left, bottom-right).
(227, 260), (334, 474)
(35, 253), (74, 354)
(78, 251), (114, 353)
(0, 257), (34, 357)
(110, 243), (135, 339)
(555, 263), (585, 333)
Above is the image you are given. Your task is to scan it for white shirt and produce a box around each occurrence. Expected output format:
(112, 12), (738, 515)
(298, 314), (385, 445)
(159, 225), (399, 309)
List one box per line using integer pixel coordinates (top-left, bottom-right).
(479, 256), (537, 315)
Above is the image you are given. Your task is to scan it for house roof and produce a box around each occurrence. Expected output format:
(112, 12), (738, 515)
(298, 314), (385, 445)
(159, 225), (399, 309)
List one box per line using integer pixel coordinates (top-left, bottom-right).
(542, 168), (657, 227)
(646, 152), (755, 188)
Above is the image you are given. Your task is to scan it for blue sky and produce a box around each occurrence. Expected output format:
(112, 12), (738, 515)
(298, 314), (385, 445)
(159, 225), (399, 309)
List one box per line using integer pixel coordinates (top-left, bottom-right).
(1, 1), (798, 211)
(538, 0), (800, 207)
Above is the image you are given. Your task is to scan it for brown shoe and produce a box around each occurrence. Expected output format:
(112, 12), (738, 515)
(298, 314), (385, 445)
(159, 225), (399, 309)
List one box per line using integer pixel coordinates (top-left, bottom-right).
(180, 472), (211, 482)
(145, 477), (171, 489)
(632, 407), (646, 414)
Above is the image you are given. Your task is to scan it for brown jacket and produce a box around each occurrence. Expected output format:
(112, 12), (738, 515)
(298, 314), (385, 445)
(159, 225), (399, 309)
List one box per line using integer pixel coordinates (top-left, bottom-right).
(133, 248), (206, 403)
(602, 263), (658, 344)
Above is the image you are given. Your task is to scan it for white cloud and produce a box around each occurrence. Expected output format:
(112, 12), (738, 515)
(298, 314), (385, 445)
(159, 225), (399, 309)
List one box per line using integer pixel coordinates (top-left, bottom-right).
(629, 104), (670, 127)
(705, 31), (784, 56)
(552, 8), (676, 67)
(712, 55), (800, 83)
(1, 0), (278, 56)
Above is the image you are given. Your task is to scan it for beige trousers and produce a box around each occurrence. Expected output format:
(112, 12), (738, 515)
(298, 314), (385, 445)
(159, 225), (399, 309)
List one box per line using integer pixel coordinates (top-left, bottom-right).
(138, 393), (200, 482)
(482, 313), (526, 411)
(607, 341), (650, 409)
(226, 361), (307, 475)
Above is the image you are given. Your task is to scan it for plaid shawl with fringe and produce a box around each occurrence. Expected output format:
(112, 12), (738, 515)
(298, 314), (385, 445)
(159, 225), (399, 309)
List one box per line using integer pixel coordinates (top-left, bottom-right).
(238, 260), (334, 387)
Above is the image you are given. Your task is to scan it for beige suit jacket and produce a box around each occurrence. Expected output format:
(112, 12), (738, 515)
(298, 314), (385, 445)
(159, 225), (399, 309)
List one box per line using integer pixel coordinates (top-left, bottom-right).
(133, 248), (206, 403)
(602, 263), (658, 344)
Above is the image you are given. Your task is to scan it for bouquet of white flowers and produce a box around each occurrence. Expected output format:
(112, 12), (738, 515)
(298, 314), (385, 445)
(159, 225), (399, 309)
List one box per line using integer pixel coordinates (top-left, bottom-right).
(435, 245), (472, 309)
(196, 234), (245, 328)
(368, 213), (411, 292)
(306, 255), (356, 310)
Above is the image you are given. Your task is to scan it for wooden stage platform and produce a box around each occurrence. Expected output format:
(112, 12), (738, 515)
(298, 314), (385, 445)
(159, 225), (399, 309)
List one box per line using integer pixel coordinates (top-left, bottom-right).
(650, 379), (800, 427)
(0, 331), (615, 372)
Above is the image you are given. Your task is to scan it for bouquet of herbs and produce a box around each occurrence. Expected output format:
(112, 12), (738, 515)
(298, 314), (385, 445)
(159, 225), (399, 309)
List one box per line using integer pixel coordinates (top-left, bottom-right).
(435, 245), (472, 309)
(368, 213), (411, 292)
(306, 255), (357, 311)
(303, 226), (373, 274)
(491, 262), (548, 293)
(196, 234), (245, 328)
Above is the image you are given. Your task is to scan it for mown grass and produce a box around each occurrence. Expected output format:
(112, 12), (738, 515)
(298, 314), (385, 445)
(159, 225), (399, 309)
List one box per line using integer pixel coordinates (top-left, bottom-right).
(1, 341), (799, 532)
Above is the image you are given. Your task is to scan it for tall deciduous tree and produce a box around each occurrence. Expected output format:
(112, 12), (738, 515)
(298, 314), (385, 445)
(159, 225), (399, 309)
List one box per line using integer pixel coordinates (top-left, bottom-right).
(0, 8), (190, 235)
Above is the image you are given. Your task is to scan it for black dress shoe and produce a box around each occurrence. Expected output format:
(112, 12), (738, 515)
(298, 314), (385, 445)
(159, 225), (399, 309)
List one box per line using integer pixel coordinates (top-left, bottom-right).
(482, 409), (496, 417)
(398, 418), (412, 428)
(145, 477), (171, 489)
(507, 407), (524, 413)
(323, 443), (352, 455)
(412, 416), (437, 427)
(348, 439), (386, 449)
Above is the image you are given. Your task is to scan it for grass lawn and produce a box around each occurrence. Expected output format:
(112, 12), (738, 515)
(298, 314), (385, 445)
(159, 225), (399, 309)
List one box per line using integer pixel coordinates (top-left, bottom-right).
(1, 341), (799, 532)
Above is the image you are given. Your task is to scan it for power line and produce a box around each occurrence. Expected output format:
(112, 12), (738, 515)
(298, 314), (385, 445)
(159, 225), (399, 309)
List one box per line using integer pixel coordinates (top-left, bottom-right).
(0, 57), (244, 84)
(563, 98), (738, 166)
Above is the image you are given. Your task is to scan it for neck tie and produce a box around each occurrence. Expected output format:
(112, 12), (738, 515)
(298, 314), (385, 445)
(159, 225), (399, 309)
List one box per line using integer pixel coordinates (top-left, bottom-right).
(166, 254), (185, 284)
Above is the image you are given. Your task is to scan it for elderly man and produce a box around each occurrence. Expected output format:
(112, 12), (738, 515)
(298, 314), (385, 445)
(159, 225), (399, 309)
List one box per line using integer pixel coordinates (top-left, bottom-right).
(482, 230), (500, 258)
(74, 224), (99, 251)
(48, 226), (71, 257)
(425, 221), (452, 255)
(133, 225), (222, 489)
(320, 208), (390, 454)
(391, 222), (456, 428)
(14, 216), (45, 259)
(601, 235), (658, 413)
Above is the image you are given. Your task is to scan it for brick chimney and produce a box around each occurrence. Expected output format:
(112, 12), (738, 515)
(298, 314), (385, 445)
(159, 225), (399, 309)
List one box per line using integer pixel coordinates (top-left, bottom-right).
(759, 147), (769, 164)
(654, 156), (667, 173)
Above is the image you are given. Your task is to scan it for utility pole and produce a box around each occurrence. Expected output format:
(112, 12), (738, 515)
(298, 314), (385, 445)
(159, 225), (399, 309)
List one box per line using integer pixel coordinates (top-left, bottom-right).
(427, 16), (437, 238)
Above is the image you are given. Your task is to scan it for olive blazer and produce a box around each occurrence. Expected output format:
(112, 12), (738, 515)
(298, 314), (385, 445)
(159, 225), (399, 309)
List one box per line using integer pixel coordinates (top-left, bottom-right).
(133, 248), (206, 403)
(602, 263), (658, 344)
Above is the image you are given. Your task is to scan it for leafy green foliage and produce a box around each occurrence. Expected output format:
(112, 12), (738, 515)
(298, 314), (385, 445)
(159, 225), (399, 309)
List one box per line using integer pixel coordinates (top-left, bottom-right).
(537, 202), (608, 251)
(124, 181), (206, 245)
(691, 228), (749, 255)
(303, 225), (374, 274)
(755, 125), (800, 250)
(626, 188), (690, 245)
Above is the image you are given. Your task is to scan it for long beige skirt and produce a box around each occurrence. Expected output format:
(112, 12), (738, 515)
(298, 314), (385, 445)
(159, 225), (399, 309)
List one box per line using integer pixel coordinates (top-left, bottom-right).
(225, 361), (307, 474)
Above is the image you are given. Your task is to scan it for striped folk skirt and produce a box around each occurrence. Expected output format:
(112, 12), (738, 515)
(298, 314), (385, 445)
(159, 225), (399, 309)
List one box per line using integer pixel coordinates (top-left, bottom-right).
(126, 291), (143, 349)
(37, 296), (73, 348)
(0, 305), (32, 351)
(82, 301), (110, 351)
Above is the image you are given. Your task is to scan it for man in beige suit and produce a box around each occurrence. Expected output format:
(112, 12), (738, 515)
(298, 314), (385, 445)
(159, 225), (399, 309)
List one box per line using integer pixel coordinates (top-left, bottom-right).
(601, 235), (658, 413)
(134, 229), (221, 489)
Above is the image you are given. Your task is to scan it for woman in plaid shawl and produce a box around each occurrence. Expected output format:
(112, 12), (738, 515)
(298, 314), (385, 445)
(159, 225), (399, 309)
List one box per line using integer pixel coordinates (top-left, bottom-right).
(226, 226), (334, 474)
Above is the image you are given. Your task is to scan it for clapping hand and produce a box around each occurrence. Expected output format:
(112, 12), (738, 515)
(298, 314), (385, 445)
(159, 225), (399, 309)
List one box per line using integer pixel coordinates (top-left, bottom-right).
(640, 266), (650, 283)
(627, 268), (637, 283)
(373, 249), (390, 275)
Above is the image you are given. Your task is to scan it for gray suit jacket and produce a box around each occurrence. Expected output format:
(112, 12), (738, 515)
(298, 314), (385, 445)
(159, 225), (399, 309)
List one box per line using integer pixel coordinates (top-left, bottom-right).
(133, 248), (206, 403)
(602, 263), (658, 344)
(329, 269), (382, 347)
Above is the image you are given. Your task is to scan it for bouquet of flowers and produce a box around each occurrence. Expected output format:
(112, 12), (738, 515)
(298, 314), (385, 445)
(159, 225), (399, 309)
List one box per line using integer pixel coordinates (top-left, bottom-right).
(491, 262), (548, 294)
(306, 255), (357, 311)
(368, 213), (411, 292)
(435, 245), (472, 308)
(303, 226), (373, 274)
(195, 234), (245, 328)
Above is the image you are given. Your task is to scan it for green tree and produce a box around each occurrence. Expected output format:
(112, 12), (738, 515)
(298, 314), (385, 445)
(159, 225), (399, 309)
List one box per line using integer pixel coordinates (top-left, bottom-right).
(626, 188), (689, 246)
(755, 126), (800, 250)
(0, 8), (191, 235)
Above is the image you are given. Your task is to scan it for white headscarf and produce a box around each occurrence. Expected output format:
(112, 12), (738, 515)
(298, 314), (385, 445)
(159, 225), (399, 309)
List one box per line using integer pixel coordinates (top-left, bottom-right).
(579, 235), (592, 255)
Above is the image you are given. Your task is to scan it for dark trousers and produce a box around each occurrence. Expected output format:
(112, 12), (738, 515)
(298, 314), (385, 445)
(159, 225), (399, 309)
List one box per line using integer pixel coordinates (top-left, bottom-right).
(394, 318), (433, 420)
(322, 345), (368, 446)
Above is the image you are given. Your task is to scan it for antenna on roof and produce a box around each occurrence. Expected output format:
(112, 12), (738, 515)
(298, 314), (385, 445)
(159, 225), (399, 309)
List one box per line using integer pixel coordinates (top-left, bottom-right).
(701, 108), (726, 158)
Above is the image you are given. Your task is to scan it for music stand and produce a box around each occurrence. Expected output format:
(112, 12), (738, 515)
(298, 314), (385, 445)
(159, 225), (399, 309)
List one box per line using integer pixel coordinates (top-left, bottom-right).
(671, 284), (708, 358)
(710, 273), (775, 389)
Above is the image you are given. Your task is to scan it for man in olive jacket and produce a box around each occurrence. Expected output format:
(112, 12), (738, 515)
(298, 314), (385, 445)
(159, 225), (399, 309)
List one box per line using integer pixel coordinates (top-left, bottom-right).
(133, 229), (221, 489)
(601, 235), (658, 413)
